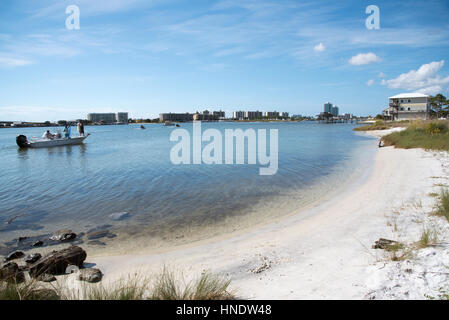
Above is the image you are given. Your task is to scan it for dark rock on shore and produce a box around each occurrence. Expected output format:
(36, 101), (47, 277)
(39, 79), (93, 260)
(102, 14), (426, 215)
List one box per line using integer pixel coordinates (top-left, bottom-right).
(0, 262), (25, 283)
(77, 268), (102, 283)
(28, 246), (87, 277)
(32, 240), (44, 247)
(18, 236), (29, 242)
(25, 253), (42, 264)
(4, 250), (25, 262)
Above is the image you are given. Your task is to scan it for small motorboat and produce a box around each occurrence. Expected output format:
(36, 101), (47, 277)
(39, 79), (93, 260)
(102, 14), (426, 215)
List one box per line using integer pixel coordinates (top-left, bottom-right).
(163, 121), (175, 126)
(16, 134), (90, 148)
(140, 125), (146, 129)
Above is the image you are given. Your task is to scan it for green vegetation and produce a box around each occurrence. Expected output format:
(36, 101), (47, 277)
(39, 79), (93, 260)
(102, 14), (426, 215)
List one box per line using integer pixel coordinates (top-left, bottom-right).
(72, 274), (151, 300)
(0, 280), (60, 300)
(382, 121), (449, 151)
(383, 242), (414, 261)
(0, 269), (235, 300)
(434, 189), (449, 222)
(151, 268), (234, 300)
(430, 93), (449, 118)
(354, 120), (409, 131)
(416, 227), (439, 248)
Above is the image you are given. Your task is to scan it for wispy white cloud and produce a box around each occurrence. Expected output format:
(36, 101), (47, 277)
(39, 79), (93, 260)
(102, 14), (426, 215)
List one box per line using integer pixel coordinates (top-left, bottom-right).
(0, 55), (33, 67)
(366, 79), (374, 86)
(381, 60), (449, 94)
(349, 53), (381, 65)
(378, 72), (386, 78)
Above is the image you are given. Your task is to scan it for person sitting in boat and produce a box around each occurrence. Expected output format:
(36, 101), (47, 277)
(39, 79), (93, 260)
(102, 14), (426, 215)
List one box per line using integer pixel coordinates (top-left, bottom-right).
(54, 131), (62, 139)
(42, 130), (54, 140)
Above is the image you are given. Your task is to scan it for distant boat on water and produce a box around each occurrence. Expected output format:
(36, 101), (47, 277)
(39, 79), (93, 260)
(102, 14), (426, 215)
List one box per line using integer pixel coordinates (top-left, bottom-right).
(163, 121), (176, 126)
(140, 125), (146, 129)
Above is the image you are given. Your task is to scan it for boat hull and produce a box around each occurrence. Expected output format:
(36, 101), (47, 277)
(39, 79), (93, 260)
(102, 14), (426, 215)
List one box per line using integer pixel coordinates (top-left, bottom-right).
(17, 134), (90, 148)
(29, 136), (88, 148)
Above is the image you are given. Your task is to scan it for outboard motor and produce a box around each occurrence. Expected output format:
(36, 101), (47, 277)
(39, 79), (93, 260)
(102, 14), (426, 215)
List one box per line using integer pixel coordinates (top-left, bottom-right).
(16, 135), (29, 148)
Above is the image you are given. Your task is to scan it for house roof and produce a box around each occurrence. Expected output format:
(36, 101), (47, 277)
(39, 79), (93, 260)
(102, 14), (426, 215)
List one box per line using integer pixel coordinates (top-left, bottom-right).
(389, 93), (429, 99)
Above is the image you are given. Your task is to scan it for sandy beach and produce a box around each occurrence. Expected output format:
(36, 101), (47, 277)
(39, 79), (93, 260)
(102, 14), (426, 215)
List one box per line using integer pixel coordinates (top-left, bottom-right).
(86, 128), (449, 299)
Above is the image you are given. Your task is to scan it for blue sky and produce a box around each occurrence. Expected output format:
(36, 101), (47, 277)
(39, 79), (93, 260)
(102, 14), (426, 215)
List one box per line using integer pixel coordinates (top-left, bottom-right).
(0, 0), (448, 121)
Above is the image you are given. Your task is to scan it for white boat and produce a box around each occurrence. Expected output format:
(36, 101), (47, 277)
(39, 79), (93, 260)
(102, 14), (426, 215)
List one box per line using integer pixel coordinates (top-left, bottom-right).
(163, 121), (176, 126)
(16, 134), (90, 148)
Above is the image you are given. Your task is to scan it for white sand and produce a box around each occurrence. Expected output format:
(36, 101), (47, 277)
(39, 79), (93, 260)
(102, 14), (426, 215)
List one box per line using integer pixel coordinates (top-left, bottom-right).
(88, 128), (449, 299)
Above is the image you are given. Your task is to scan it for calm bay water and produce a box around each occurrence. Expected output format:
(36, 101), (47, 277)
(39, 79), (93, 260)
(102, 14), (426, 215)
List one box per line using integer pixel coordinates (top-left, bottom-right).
(0, 122), (376, 253)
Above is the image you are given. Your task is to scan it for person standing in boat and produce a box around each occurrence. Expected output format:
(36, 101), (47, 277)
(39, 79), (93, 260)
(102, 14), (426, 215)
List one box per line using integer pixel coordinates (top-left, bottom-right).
(63, 124), (71, 139)
(77, 122), (85, 136)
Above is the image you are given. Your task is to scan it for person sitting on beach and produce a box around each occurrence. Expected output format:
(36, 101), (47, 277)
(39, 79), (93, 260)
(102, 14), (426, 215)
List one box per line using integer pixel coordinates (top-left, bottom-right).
(42, 130), (54, 140)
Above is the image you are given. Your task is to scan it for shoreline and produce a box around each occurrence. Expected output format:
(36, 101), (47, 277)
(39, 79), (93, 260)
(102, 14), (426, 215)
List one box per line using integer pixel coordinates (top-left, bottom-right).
(87, 128), (448, 299)
(83, 127), (443, 299)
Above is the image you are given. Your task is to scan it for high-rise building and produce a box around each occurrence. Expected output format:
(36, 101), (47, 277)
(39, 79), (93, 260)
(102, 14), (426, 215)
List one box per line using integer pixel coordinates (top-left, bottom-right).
(324, 102), (333, 113)
(87, 113), (116, 124)
(245, 111), (262, 119)
(233, 111), (245, 119)
(213, 110), (225, 118)
(264, 111), (279, 118)
(159, 113), (193, 122)
(116, 112), (128, 123)
(331, 106), (339, 116)
(87, 112), (129, 124)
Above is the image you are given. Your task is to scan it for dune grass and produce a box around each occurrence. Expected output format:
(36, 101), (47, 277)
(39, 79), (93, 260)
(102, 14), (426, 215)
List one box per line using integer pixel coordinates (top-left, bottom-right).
(0, 280), (60, 300)
(151, 268), (234, 300)
(416, 227), (439, 249)
(435, 189), (449, 222)
(382, 121), (449, 151)
(354, 120), (409, 131)
(0, 269), (235, 300)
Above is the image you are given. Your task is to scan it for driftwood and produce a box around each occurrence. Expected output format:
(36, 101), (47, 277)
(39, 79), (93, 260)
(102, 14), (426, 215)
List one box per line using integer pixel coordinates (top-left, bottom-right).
(28, 246), (86, 277)
(372, 238), (399, 249)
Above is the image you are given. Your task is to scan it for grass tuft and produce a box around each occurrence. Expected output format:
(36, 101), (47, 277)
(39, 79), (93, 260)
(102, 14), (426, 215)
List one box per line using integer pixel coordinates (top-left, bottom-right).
(383, 242), (414, 261)
(0, 280), (60, 300)
(416, 227), (439, 248)
(435, 189), (449, 222)
(151, 267), (234, 300)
